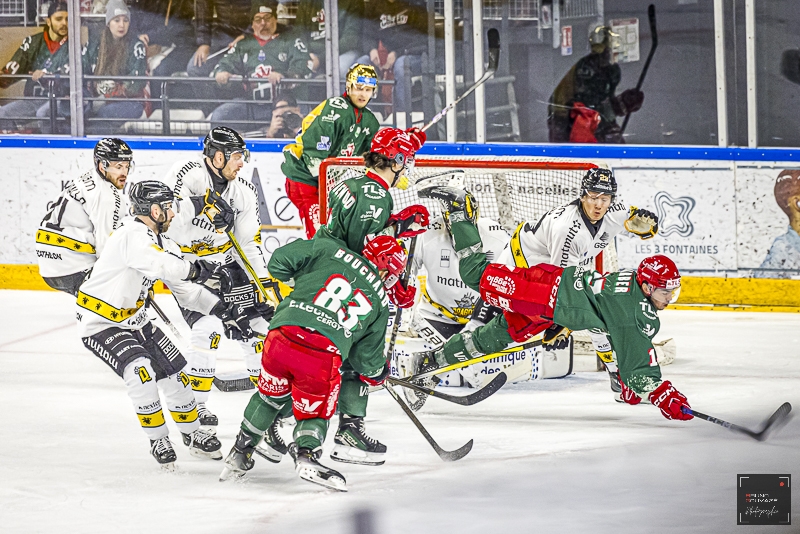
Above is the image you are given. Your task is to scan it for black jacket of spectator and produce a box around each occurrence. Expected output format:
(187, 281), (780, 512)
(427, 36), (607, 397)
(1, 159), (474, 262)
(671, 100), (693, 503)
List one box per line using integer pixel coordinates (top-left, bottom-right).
(129, 0), (195, 48)
(195, 0), (254, 46)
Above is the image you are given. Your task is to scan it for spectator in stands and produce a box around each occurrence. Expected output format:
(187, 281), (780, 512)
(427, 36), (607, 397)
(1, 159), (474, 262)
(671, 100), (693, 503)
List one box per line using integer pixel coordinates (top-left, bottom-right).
(355, 0), (428, 116)
(209, 0), (312, 132)
(0, 2), (70, 133)
(294, 0), (363, 78)
(83, 0), (148, 134)
(548, 24), (644, 144)
(265, 92), (303, 138)
(129, 0), (196, 103)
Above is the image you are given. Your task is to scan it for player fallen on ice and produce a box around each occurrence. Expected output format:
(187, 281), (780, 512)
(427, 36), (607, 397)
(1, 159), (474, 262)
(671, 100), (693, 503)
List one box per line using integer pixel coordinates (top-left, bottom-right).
(36, 138), (135, 296)
(160, 127), (277, 434)
(312, 126), (429, 466)
(219, 235), (407, 491)
(76, 181), (254, 469)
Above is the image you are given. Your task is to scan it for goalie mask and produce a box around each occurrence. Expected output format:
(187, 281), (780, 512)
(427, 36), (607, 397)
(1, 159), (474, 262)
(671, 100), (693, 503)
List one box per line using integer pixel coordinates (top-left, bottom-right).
(363, 235), (407, 280)
(637, 254), (681, 308)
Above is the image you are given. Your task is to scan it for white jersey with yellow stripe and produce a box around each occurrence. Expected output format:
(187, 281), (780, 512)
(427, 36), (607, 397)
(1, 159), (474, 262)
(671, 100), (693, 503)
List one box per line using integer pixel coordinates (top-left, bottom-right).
(36, 170), (128, 278)
(498, 199), (630, 271)
(76, 219), (219, 338)
(160, 158), (269, 279)
(414, 216), (509, 325)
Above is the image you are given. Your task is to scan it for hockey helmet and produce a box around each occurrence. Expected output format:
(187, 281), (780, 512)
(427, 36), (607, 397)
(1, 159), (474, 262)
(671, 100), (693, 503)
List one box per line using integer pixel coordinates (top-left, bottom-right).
(636, 254), (681, 305)
(129, 180), (175, 216)
(370, 127), (416, 169)
(581, 168), (617, 200)
(589, 24), (618, 55)
(362, 235), (407, 278)
(94, 138), (134, 174)
(346, 63), (378, 91)
(203, 127), (250, 165)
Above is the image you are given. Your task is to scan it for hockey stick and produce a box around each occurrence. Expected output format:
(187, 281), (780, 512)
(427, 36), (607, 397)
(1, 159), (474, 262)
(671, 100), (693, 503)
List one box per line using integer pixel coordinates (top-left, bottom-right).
(147, 295), (187, 344)
(386, 371), (507, 406)
(682, 402), (792, 442)
(383, 381), (473, 461)
(226, 230), (280, 307)
(420, 28), (500, 133)
(620, 4), (657, 134)
(385, 236), (418, 361)
(408, 339), (543, 382)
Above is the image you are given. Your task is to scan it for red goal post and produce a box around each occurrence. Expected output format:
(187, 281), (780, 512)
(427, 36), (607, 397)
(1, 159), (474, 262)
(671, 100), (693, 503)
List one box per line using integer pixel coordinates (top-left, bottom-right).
(318, 156), (607, 271)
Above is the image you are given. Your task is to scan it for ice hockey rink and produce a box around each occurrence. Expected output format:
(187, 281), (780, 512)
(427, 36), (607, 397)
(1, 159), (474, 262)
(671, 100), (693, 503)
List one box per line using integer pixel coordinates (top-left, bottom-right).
(1, 289), (797, 534)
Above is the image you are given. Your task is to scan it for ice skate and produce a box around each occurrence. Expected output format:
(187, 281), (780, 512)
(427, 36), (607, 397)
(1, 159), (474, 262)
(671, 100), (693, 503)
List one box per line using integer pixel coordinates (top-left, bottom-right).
(196, 402), (218, 434)
(182, 428), (222, 460)
(290, 443), (346, 492)
(402, 350), (441, 411)
(330, 415), (387, 466)
(219, 430), (256, 481)
(150, 436), (177, 471)
(255, 417), (288, 463)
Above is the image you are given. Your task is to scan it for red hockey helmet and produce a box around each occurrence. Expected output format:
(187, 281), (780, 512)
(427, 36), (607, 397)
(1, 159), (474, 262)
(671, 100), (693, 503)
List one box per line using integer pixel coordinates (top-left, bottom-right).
(370, 127), (417, 169)
(636, 255), (681, 305)
(363, 235), (407, 278)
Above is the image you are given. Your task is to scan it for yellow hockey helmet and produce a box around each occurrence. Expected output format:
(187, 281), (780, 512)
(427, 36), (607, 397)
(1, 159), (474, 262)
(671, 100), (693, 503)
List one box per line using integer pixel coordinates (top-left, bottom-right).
(346, 63), (378, 91)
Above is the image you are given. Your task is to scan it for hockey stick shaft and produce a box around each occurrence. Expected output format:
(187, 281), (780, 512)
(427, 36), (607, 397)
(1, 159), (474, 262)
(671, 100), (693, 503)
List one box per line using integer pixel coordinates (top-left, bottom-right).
(409, 339), (543, 382)
(621, 5), (657, 133)
(682, 402), (792, 441)
(148, 296), (188, 345)
(226, 230), (279, 307)
(421, 29), (500, 133)
(383, 381), (473, 461)
(386, 371), (507, 406)
(385, 236), (418, 360)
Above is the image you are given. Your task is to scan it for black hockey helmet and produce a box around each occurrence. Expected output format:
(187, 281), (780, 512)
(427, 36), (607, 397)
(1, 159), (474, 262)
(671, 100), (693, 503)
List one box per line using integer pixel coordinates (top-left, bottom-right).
(203, 127), (250, 167)
(581, 168), (617, 200)
(94, 137), (134, 173)
(129, 180), (174, 216)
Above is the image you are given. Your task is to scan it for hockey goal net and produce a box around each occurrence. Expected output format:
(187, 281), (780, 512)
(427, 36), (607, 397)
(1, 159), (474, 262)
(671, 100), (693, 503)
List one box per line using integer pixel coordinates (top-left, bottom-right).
(320, 155), (597, 233)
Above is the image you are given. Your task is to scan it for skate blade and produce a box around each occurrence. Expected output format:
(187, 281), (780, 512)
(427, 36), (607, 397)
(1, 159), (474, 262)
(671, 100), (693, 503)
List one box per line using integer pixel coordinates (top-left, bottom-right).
(159, 461), (177, 472)
(189, 448), (223, 461)
(296, 465), (347, 492)
(254, 444), (283, 464)
(219, 465), (247, 482)
(329, 444), (385, 466)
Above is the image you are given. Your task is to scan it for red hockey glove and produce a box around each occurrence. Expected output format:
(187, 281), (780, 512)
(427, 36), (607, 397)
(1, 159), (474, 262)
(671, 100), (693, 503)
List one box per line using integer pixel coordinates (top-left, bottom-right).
(648, 380), (693, 421)
(388, 204), (430, 238)
(569, 102), (600, 143)
(386, 279), (416, 308)
(619, 375), (642, 405)
(504, 311), (551, 343)
(405, 127), (427, 151)
(359, 360), (390, 387)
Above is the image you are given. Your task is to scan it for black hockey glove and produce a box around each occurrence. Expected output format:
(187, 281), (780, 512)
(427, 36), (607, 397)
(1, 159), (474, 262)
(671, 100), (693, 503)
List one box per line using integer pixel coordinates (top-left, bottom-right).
(211, 301), (254, 341)
(186, 260), (222, 289)
(542, 324), (572, 352)
(253, 300), (275, 322)
(191, 190), (234, 233)
(624, 206), (659, 240)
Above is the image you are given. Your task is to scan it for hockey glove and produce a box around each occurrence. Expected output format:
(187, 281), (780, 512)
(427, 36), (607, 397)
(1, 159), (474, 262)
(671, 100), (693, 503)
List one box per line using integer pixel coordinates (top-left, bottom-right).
(618, 374), (642, 405)
(385, 277), (416, 309)
(542, 324), (572, 351)
(624, 207), (659, 240)
(405, 127), (427, 152)
(387, 204), (430, 238)
(612, 88), (644, 116)
(191, 190), (235, 233)
(186, 260), (222, 289)
(211, 301), (254, 341)
(504, 311), (551, 343)
(359, 360), (390, 387)
(648, 380), (693, 421)
(253, 300), (275, 322)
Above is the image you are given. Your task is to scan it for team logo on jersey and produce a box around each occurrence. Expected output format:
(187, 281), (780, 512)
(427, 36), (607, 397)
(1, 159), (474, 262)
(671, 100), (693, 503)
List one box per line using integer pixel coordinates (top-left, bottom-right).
(258, 369), (289, 395)
(136, 366), (152, 384)
(340, 142), (356, 157)
(321, 111), (341, 123)
(294, 397), (322, 414)
(209, 332), (221, 350)
(178, 372), (190, 387)
(453, 294), (477, 318)
(317, 136), (331, 150)
(254, 64), (272, 78)
(654, 191), (695, 237)
(440, 249), (451, 267)
(257, 50), (266, 61)
(639, 300), (658, 320)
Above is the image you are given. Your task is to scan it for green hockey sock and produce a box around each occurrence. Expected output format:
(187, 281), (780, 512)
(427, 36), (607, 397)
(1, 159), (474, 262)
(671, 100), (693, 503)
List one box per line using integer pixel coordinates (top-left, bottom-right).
(241, 391), (291, 443)
(441, 314), (514, 365)
(294, 418), (329, 450)
(337, 371), (369, 417)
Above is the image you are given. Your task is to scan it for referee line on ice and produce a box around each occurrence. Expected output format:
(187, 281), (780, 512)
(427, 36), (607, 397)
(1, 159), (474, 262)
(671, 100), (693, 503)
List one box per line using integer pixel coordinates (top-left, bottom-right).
(0, 322), (73, 350)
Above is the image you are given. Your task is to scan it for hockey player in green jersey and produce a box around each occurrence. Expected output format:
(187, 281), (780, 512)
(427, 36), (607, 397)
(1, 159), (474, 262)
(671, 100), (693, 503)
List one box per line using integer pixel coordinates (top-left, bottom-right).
(219, 235), (407, 490)
(282, 64), (382, 238)
(414, 249), (693, 422)
(315, 126), (429, 465)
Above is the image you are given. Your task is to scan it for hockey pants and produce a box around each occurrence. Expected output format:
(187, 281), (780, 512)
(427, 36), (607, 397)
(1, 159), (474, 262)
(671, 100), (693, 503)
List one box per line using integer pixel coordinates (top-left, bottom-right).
(185, 314), (269, 403)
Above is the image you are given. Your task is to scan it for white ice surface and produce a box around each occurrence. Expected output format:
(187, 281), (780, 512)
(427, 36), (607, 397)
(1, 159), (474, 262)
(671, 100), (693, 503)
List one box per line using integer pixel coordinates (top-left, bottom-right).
(1, 290), (798, 533)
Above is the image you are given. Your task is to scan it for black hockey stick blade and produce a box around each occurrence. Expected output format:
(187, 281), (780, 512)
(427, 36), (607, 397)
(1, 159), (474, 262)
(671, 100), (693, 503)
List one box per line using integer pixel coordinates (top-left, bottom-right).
(387, 371), (507, 406)
(383, 382), (473, 461)
(487, 28), (500, 72)
(683, 402), (792, 441)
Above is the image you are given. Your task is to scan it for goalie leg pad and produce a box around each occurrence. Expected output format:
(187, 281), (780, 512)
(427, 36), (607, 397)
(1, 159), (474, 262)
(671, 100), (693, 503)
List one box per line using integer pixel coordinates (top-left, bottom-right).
(285, 178), (320, 239)
(480, 263), (563, 317)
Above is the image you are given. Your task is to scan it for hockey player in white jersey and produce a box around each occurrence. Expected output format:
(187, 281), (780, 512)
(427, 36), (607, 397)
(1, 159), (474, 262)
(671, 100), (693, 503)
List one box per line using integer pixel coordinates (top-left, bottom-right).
(36, 138), (134, 295)
(405, 211), (508, 394)
(76, 181), (253, 468)
(160, 126), (276, 438)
